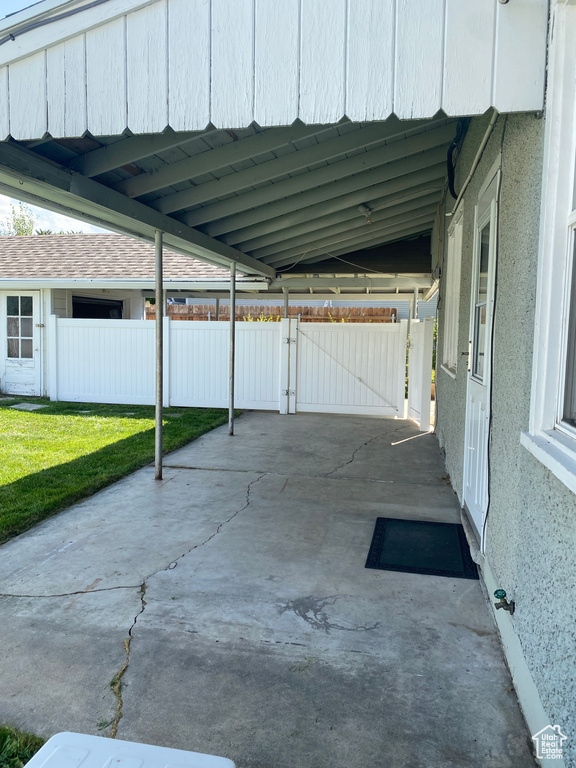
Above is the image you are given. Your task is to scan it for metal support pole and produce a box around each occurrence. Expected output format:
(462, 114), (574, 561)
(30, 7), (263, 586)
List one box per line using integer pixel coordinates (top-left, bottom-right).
(229, 262), (236, 435)
(155, 231), (163, 480)
(283, 288), (289, 318)
(412, 287), (419, 319)
(215, 297), (220, 321)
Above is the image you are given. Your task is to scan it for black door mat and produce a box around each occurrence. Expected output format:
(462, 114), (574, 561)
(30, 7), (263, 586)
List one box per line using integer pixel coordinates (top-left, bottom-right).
(365, 517), (479, 580)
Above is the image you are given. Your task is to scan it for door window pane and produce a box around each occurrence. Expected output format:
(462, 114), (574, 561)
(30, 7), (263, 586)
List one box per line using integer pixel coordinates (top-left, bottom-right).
(20, 339), (33, 358)
(563, 237), (576, 427)
(7, 339), (19, 358)
(472, 221), (491, 380)
(478, 223), (490, 303)
(20, 318), (33, 337)
(473, 305), (487, 379)
(6, 296), (18, 315)
(20, 296), (33, 316)
(7, 317), (19, 337)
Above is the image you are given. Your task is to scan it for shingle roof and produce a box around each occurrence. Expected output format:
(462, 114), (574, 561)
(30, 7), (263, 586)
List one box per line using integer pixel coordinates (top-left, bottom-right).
(0, 233), (230, 280)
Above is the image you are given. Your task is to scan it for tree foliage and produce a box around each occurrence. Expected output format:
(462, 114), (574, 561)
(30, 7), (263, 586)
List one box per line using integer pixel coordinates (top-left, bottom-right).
(1, 203), (85, 236)
(1, 202), (36, 236)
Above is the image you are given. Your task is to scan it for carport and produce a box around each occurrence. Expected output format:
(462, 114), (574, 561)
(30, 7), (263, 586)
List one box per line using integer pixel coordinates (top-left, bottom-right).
(0, 2), (552, 765)
(0, 0), (547, 474)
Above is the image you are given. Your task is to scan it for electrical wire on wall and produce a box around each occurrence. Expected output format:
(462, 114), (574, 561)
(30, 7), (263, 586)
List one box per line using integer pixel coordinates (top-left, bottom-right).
(0, 1), (112, 47)
(481, 115), (508, 555)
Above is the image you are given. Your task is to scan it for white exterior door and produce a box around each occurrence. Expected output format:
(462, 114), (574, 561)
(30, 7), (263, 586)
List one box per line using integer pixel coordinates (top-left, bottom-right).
(1, 292), (42, 396)
(462, 173), (499, 537)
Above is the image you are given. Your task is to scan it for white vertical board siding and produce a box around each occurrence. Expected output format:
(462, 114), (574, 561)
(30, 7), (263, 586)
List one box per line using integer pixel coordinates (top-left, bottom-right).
(86, 17), (127, 136)
(295, 323), (406, 416)
(56, 319), (155, 404)
(64, 37), (87, 137)
(0, 0), (548, 138)
(443, 0), (496, 116)
(127, 1), (168, 133)
(168, 0), (210, 131)
(46, 37), (87, 137)
(299, 0), (347, 124)
(254, 0), (300, 127)
(211, 0), (254, 129)
(9, 51), (46, 140)
(46, 44), (65, 138)
(493, 0), (548, 112)
(394, 0), (444, 119)
(346, 0), (394, 122)
(0, 67), (9, 140)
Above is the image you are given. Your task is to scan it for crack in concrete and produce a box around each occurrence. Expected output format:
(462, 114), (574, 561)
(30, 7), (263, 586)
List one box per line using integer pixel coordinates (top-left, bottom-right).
(0, 474), (267, 601)
(324, 424), (410, 477)
(106, 473), (266, 739)
(143, 473), (268, 581)
(109, 582), (147, 739)
(0, 585), (141, 599)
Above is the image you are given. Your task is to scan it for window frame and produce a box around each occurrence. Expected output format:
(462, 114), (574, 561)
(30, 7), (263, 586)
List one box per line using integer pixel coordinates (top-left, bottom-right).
(6, 294), (34, 360)
(521, 0), (576, 495)
(441, 207), (463, 378)
(556, 216), (576, 439)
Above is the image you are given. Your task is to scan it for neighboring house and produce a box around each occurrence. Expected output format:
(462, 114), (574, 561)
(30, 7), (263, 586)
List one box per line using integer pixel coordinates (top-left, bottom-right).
(0, 232), (426, 398)
(0, 0), (574, 766)
(0, 233), (232, 395)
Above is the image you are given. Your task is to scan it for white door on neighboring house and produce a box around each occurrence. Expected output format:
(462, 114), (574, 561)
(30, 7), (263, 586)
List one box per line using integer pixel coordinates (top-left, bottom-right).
(1, 292), (42, 396)
(462, 170), (499, 539)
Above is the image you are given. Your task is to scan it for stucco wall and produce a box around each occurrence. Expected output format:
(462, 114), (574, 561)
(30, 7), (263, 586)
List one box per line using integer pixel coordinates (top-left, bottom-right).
(436, 113), (576, 766)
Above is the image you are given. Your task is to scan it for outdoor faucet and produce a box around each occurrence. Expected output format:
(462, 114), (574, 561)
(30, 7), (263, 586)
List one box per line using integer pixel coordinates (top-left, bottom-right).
(494, 589), (515, 616)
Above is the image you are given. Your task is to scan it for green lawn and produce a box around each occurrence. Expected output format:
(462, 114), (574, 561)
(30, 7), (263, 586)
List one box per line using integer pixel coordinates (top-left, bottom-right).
(0, 397), (230, 544)
(0, 725), (44, 768)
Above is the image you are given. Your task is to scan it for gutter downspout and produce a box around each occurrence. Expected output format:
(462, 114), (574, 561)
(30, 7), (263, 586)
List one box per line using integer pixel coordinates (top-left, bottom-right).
(447, 109), (500, 218)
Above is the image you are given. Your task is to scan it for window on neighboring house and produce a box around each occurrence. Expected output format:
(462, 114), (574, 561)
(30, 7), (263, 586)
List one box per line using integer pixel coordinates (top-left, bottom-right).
(441, 210), (463, 375)
(6, 295), (33, 359)
(72, 296), (123, 319)
(521, 1), (576, 495)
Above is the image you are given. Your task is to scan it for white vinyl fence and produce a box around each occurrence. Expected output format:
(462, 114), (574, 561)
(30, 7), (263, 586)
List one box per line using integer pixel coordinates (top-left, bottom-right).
(48, 315), (415, 418)
(407, 318), (434, 431)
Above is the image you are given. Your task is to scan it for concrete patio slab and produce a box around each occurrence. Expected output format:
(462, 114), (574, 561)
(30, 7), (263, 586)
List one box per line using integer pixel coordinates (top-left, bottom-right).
(0, 413), (536, 768)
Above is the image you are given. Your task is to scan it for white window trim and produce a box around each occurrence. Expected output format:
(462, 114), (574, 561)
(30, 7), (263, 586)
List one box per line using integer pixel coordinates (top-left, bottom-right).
(441, 207), (463, 377)
(522, 0), (576, 495)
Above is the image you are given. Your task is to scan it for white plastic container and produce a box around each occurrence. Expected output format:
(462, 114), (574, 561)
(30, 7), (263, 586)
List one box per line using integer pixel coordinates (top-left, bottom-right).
(24, 731), (236, 768)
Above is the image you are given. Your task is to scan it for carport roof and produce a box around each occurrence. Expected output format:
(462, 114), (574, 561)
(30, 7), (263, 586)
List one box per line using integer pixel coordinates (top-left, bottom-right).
(0, 116), (456, 278)
(0, 0), (548, 278)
